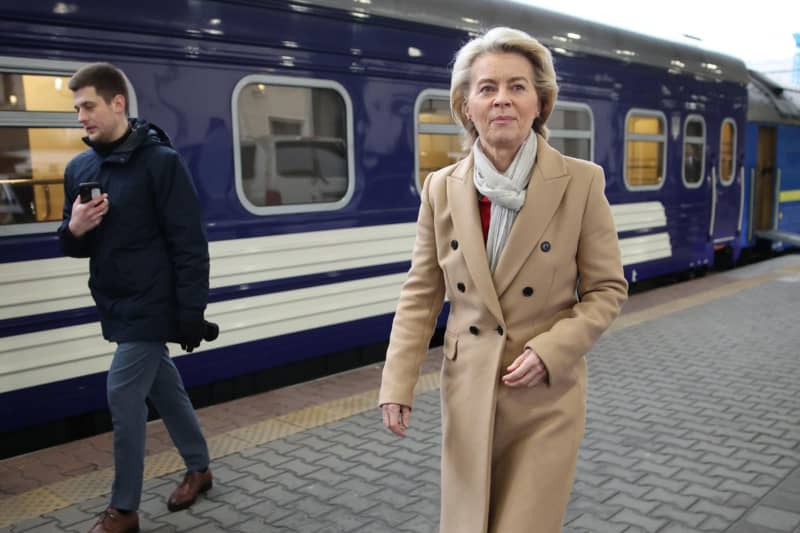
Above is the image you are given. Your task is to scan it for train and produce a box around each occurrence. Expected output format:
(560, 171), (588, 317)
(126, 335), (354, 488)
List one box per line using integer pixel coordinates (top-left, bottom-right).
(1, 0), (798, 456)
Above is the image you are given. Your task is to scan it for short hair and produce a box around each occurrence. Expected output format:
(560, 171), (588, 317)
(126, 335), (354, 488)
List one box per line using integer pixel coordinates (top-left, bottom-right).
(450, 27), (558, 147)
(68, 62), (129, 115)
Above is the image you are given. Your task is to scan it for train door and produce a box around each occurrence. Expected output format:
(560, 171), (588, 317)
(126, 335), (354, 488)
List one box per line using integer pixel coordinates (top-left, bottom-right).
(710, 118), (742, 246)
(753, 126), (777, 233)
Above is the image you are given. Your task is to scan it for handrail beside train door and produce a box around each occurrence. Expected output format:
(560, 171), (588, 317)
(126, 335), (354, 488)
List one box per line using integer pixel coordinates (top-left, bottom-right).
(748, 168), (755, 242)
(708, 166), (717, 239)
(737, 165), (745, 234)
(773, 168), (782, 230)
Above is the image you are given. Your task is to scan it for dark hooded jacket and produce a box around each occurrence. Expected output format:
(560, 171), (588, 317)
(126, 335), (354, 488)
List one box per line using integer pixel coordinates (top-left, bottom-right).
(58, 119), (209, 342)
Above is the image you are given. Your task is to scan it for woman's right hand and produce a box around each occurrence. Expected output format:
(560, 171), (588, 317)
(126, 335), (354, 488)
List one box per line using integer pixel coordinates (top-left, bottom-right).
(381, 403), (411, 437)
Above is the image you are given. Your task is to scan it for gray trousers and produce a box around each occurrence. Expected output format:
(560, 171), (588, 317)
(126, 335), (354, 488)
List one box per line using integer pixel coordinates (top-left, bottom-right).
(107, 342), (209, 511)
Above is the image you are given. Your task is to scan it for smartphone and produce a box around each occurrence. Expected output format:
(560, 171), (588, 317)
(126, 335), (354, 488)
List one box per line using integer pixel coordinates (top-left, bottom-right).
(79, 182), (102, 204)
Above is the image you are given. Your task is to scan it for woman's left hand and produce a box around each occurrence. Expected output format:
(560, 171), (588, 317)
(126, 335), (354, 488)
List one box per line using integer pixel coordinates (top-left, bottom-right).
(502, 348), (549, 387)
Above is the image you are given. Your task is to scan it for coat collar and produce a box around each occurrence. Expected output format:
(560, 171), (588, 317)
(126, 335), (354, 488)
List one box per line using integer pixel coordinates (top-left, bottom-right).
(446, 134), (571, 320)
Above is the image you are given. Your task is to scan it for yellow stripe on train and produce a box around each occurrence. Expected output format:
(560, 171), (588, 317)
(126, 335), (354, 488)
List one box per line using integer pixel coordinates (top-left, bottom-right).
(779, 189), (800, 203)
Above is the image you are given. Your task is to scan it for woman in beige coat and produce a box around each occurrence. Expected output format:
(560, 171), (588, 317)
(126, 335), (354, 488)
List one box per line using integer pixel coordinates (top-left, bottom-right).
(379, 27), (628, 533)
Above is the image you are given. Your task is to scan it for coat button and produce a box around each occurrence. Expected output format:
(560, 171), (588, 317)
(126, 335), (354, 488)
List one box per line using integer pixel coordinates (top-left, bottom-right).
(469, 325), (479, 335)
(540, 241), (551, 252)
(457, 282), (466, 292)
(451, 239), (459, 250)
(522, 286), (534, 297)
(496, 325), (504, 336)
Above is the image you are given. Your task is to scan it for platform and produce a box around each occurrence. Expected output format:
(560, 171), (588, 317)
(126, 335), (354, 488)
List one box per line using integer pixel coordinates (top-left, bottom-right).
(1, 254), (799, 532)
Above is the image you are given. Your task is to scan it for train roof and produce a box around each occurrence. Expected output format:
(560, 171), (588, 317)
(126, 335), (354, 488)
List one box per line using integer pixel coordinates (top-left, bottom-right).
(300, 0), (749, 84)
(747, 70), (800, 125)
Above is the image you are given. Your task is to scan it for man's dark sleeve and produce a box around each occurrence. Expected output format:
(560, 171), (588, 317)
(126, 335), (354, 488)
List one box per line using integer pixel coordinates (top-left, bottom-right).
(153, 149), (209, 321)
(57, 160), (93, 258)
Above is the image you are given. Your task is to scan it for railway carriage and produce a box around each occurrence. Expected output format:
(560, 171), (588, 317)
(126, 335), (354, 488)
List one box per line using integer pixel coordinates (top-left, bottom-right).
(742, 70), (800, 251)
(0, 0), (771, 454)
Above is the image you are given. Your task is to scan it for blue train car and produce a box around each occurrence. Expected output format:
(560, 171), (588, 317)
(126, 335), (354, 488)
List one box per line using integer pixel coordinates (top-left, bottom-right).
(0, 0), (754, 450)
(742, 71), (800, 251)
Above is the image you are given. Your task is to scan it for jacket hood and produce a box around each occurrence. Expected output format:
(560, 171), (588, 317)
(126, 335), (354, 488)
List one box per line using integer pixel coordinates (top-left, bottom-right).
(85, 118), (174, 163)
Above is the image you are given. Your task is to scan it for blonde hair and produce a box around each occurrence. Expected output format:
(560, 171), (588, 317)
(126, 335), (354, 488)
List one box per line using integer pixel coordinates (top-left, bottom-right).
(450, 27), (558, 147)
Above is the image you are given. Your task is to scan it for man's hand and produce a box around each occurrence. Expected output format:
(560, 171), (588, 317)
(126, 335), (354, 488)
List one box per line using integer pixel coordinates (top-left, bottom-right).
(68, 194), (109, 237)
(178, 319), (205, 352)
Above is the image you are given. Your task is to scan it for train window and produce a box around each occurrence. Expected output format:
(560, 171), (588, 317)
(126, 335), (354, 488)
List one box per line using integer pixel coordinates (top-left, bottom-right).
(682, 115), (706, 188)
(0, 127), (85, 225)
(0, 73), (75, 112)
(624, 110), (667, 190)
(548, 102), (594, 161)
(415, 89), (465, 191)
(233, 75), (354, 215)
(719, 119), (736, 185)
(0, 57), (139, 235)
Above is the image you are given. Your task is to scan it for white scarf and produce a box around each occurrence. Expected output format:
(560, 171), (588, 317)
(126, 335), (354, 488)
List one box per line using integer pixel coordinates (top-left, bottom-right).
(472, 133), (538, 272)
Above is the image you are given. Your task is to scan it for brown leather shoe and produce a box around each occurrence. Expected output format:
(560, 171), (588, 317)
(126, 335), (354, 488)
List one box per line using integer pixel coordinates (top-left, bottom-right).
(167, 469), (213, 511)
(88, 508), (139, 533)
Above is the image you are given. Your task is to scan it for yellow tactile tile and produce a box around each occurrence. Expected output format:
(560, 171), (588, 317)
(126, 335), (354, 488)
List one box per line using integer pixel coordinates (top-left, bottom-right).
(141, 450), (184, 479)
(275, 404), (338, 429)
(48, 468), (114, 504)
(216, 419), (301, 450)
(415, 372), (441, 393)
(0, 487), (69, 527)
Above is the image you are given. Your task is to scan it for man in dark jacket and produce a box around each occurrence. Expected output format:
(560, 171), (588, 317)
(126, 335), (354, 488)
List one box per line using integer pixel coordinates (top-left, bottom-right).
(58, 63), (213, 533)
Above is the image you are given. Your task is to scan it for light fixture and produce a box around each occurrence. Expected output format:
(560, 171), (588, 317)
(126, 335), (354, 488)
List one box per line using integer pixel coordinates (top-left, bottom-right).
(566, 32), (581, 40)
(52, 2), (77, 14)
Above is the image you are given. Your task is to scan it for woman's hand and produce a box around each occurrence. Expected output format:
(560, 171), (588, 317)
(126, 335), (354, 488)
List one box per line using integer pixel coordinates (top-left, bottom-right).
(502, 348), (548, 388)
(381, 403), (412, 437)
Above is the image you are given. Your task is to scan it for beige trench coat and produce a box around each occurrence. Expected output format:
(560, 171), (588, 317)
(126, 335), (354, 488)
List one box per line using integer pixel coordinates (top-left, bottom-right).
(379, 135), (628, 533)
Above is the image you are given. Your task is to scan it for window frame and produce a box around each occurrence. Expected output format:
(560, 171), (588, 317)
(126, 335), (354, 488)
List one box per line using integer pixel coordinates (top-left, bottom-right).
(681, 114), (706, 189)
(548, 100), (595, 162)
(718, 117), (737, 186)
(623, 108), (668, 191)
(231, 74), (355, 216)
(413, 88), (461, 195)
(0, 56), (138, 236)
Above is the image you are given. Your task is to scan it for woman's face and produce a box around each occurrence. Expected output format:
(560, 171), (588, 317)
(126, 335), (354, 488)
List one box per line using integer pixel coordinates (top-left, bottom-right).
(465, 52), (540, 152)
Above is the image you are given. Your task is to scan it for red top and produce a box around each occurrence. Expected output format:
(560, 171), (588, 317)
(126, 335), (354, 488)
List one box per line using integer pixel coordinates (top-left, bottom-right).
(478, 194), (491, 243)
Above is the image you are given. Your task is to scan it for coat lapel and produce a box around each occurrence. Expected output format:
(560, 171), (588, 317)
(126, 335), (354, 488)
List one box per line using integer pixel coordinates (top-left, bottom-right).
(447, 155), (505, 326)
(493, 136), (571, 297)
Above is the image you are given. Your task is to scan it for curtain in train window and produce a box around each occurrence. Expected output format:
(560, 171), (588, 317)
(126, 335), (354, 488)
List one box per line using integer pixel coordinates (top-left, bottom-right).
(416, 95), (464, 190)
(547, 103), (593, 161)
(0, 73), (84, 226)
(719, 119), (736, 185)
(237, 83), (348, 207)
(682, 116), (706, 187)
(625, 112), (666, 189)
